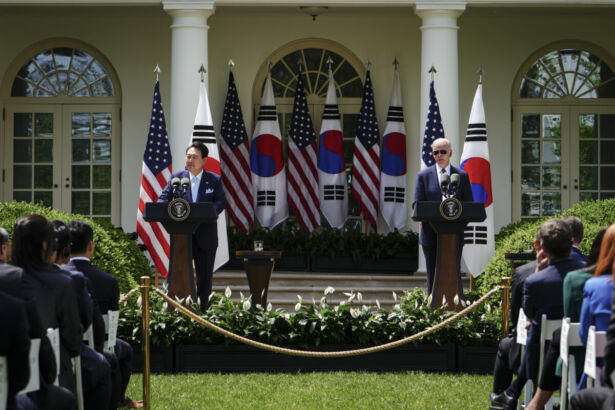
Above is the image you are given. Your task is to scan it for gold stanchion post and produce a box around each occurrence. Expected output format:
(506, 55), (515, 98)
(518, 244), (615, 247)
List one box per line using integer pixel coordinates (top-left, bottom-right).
(140, 276), (151, 410)
(501, 277), (511, 338)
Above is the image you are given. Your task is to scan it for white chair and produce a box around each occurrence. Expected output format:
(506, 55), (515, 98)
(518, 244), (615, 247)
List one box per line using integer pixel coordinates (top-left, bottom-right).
(18, 338), (41, 395)
(539, 314), (562, 410)
(83, 324), (94, 348)
(559, 318), (582, 410)
(46, 328), (60, 386)
(103, 310), (119, 353)
(0, 356), (8, 410)
(72, 356), (84, 410)
(516, 309), (533, 410)
(584, 326), (607, 388)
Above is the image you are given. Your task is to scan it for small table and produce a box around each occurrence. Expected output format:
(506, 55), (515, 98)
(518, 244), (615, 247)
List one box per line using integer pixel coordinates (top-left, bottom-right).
(235, 250), (282, 308)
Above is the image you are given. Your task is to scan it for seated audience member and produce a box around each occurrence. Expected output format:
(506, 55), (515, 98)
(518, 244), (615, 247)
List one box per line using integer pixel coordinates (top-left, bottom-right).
(65, 220), (142, 409)
(526, 226), (607, 409)
(565, 216), (588, 264)
(0, 289), (35, 410)
(576, 224), (615, 386)
(570, 226), (615, 410)
(52, 220), (113, 410)
(491, 219), (586, 409)
(490, 228), (541, 404)
(0, 221), (81, 410)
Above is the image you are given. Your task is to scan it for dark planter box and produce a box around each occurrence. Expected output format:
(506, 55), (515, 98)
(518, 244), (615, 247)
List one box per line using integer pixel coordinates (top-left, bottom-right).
(274, 254), (311, 271)
(174, 343), (455, 373)
(311, 253), (418, 274)
(130, 344), (175, 373)
(219, 255), (244, 270)
(456, 345), (497, 374)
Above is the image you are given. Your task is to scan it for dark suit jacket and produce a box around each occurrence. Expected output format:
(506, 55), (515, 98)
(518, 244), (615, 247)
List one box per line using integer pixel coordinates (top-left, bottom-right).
(412, 164), (474, 245)
(63, 262), (106, 352)
(510, 260), (537, 332)
(65, 259), (119, 314)
(0, 289), (30, 404)
(158, 169), (225, 250)
(0, 262), (57, 384)
(570, 246), (587, 264)
(522, 256), (586, 378)
(52, 264), (93, 331)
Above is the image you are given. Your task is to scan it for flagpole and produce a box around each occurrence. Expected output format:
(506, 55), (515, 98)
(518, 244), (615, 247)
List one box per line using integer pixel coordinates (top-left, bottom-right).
(153, 64), (161, 82)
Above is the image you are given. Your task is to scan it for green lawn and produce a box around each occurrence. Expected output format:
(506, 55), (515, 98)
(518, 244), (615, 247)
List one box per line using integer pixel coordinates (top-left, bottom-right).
(126, 372), (492, 409)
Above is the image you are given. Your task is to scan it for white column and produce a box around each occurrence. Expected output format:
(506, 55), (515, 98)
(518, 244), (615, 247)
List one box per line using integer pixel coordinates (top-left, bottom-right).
(414, 3), (465, 274)
(163, 1), (215, 172)
(415, 2), (465, 162)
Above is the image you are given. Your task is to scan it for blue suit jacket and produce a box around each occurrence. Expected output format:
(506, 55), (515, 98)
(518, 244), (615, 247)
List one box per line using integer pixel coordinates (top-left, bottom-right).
(522, 255), (586, 378)
(412, 164), (474, 245)
(158, 169), (226, 250)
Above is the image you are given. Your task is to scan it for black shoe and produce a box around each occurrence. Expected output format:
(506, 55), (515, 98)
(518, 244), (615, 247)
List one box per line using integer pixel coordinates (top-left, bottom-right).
(490, 392), (515, 409)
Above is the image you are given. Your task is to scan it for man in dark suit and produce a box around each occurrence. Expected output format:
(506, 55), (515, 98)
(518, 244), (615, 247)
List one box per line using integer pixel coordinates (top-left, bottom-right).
(413, 137), (474, 295)
(65, 220), (142, 409)
(564, 216), (587, 264)
(490, 228), (541, 403)
(492, 219), (585, 408)
(158, 142), (226, 311)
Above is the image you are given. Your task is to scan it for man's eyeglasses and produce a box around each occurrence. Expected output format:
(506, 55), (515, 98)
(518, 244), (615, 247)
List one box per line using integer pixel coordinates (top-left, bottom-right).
(432, 150), (449, 156)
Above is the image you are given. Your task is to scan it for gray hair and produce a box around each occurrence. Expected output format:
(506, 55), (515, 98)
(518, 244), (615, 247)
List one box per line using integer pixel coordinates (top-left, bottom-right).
(431, 138), (452, 151)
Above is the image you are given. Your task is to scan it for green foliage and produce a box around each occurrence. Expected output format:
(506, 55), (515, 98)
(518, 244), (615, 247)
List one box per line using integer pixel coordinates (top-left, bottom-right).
(228, 226), (418, 261)
(118, 287), (500, 347)
(0, 201), (146, 292)
(474, 198), (615, 313)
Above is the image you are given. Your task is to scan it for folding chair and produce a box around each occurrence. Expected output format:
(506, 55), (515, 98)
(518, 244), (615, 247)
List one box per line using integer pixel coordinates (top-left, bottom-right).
(72, 356), (84, 410)
(559, 318), (582, 410)
(539, 314), (562, 410)
(18, 338), (41, 395)
(83, 324), (94, 348)
(103, 310), (119, 353)
(46, 328), (60, 386)
(516, 309), (533, 410)
(584, 326), (607, 388)
(0, 356), (7, 410)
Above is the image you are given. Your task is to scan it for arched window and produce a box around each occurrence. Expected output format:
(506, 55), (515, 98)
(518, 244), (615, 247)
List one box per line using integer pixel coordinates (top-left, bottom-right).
(519, 49), (615, 99)
(3, 41), (121, 224)
(512, 44), (615, 220)
(12, 47), (114, 97)
(253, 39), (366, 231)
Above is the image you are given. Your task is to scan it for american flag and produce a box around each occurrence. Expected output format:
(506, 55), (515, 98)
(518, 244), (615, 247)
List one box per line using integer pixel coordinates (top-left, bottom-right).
(352, 70), (380, 231)
(287, 70), (320, 232)
(220, 71), (254, 233)
(421, 80), (444, 169)
(136, 81), (172, 278)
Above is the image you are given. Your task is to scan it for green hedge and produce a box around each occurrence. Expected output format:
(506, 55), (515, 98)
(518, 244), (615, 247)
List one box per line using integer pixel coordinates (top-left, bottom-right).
(0, 201), (146, 292)
(118, 287), (500, 347)
(228, 226), (418, 261)
(474, 198), (615, 301)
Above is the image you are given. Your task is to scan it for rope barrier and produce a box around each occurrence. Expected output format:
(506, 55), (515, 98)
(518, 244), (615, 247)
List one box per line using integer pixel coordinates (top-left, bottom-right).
(119, 287), (140, 306)
(152, 286), (502, 358)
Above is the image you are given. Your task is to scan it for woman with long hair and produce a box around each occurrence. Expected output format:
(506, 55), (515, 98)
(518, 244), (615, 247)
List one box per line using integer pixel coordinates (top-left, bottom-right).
(11, 214), (81, 408)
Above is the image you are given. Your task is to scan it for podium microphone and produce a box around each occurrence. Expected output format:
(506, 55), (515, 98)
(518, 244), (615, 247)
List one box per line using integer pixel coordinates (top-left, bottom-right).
(439, 172), (450, 194)
(449, 173), (460, 195)
(180, 177), (190, 195)
(171, 177), (180, 198)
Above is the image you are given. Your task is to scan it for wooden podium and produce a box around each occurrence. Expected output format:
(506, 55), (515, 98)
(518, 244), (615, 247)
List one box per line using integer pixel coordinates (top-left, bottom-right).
(235, 250), (282, 308)
(412, 201), (486, 311)
(144, 202), (217, 303)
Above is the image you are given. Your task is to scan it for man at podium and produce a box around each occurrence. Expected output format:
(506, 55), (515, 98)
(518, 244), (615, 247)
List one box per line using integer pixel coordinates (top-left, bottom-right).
(159, 142), (225, 310)
(413, 138), (473, 294)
